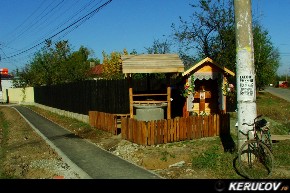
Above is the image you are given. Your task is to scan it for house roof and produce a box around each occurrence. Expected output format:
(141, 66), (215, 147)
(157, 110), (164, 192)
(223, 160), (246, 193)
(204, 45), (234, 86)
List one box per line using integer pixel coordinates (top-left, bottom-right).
(90, 64), (103, 75)
(121, 54), (184, 74)
(182, 57), (235, 77)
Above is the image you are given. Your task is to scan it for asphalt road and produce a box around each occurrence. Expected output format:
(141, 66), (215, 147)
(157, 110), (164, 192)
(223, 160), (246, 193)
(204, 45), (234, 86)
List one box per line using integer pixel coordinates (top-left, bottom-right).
(264, 87), (290, 102)
(13, 105), (161, 179)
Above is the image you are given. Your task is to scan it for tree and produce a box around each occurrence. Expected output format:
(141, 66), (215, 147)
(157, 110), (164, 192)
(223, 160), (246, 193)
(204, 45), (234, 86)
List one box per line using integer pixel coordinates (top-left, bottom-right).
(253, 24), (280, 90)
(171, 0), (280, 88)
(12, 40), (98, 87)
(172, 0), (235, 66)
(102, 50), (124, 80)
(144, 39), (172, 54)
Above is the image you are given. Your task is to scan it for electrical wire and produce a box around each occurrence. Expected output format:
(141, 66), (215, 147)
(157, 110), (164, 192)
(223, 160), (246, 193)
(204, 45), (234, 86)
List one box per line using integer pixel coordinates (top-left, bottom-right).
(2, 0), (112, 60)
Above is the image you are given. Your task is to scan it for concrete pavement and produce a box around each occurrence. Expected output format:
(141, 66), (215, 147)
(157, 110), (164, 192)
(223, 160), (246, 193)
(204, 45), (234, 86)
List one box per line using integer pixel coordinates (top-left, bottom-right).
(264, 86), (290, 102)
(13, 105), (161, 179)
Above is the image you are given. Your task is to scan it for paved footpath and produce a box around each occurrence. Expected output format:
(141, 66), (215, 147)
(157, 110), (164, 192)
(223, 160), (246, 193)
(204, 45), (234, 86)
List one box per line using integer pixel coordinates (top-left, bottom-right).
(13, 105), (161, 179)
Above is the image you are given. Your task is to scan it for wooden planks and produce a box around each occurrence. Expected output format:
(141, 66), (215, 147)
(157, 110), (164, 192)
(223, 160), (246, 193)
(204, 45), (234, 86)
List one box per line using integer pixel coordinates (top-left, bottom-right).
(120, 113), (230, 145)
(121, 54), (184, 74)
(89, 111), (230, 146)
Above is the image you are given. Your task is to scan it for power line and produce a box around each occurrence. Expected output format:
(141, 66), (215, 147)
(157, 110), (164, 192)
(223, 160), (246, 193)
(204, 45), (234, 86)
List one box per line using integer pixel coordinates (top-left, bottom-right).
(2, 0), (112, 60)
(5, 0), (65, 45)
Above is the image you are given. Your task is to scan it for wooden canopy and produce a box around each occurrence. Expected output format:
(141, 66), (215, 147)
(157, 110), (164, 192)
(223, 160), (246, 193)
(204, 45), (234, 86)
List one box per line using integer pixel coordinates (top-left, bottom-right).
(121, 54), (184, 120)
(121, 54), (184, 74)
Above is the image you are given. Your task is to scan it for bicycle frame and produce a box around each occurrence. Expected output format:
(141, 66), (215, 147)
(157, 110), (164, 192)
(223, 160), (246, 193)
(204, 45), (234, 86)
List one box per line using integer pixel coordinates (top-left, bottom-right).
(238, 115), (274, 179)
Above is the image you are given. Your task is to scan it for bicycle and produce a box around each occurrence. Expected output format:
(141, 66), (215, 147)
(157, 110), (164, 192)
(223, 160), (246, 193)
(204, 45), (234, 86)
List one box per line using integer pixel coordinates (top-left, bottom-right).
(238, 115), (274, 179)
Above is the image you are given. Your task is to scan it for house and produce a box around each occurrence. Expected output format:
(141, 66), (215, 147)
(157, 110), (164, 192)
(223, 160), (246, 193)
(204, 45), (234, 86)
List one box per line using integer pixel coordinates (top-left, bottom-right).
(0, 68), (14, 103)
(90, 64), (103, 79)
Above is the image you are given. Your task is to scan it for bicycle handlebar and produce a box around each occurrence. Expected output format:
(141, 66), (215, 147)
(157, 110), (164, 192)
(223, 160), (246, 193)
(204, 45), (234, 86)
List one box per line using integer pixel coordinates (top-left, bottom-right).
(242, 122), (254, 126)
(241, 114), (263, 127)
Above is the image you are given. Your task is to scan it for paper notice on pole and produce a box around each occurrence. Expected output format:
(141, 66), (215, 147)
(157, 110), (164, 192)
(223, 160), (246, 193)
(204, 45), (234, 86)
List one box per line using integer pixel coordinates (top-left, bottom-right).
(238, 75), (255, 101)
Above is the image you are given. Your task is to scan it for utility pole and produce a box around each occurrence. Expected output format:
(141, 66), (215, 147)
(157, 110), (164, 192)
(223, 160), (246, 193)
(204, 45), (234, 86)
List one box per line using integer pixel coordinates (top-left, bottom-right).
(234, 0), (257, 149)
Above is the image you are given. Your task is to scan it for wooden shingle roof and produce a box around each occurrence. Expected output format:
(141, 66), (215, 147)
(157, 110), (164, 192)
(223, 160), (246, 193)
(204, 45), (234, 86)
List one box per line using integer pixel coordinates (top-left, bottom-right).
(121, 54), (184, 74)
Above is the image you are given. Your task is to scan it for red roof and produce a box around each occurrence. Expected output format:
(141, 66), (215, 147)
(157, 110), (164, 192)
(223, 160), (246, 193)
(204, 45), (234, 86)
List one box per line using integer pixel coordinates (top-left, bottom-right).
(90, 64), (103, 75)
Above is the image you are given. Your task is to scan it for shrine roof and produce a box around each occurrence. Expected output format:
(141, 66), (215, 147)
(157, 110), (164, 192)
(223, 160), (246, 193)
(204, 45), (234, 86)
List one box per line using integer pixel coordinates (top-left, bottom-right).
(121, 54), (184, 74)
(182, 57), (235, 77)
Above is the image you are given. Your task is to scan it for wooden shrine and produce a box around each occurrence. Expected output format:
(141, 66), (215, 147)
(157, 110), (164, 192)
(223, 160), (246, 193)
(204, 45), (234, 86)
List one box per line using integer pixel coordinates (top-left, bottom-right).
(121, 54), (184, 119)
(182, 57), (235, 117)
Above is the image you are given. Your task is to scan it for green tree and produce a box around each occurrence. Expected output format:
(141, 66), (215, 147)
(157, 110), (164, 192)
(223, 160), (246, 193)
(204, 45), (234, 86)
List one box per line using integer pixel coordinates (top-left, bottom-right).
(12, 40), (98, 87)
(253, 24), (280, 90)
(172, 0), (234, 66)
(171, 0), (280, 88)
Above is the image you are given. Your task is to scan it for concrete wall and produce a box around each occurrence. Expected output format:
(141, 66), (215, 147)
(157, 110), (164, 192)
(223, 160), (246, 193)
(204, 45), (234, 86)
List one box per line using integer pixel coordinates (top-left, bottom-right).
(33, 103), (89, 124)
(3, 87), (35, 103)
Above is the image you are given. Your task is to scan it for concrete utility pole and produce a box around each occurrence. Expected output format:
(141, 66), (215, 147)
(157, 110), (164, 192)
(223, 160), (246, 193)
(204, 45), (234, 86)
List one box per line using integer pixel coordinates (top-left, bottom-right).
(234, 0), (257, 149)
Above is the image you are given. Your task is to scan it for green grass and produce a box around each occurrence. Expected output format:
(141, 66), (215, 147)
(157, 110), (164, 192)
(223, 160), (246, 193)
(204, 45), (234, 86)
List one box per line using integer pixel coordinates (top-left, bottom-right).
(0, 111), (15, 179)
(188, 92), (290, 179)
(256, 92), (290, 135)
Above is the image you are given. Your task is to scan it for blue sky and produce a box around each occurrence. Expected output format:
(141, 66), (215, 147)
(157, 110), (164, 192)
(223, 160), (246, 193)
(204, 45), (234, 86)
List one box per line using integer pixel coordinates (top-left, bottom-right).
(0, 0), (289, 76)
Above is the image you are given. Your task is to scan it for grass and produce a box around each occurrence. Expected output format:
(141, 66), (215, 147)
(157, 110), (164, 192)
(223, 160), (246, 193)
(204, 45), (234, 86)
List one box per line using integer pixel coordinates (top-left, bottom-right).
(185, 91), (290, 179)
(0, 111), (15, 179)
(257, 92), (290, 135)
(160, 150), (176, 161)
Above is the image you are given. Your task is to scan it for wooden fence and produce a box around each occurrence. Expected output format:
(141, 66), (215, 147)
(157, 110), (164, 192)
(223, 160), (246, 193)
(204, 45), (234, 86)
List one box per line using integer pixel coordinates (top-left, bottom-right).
(89, 111), (117, 135)
(121, 113), (230, 145)
(89, 111), (230, 145)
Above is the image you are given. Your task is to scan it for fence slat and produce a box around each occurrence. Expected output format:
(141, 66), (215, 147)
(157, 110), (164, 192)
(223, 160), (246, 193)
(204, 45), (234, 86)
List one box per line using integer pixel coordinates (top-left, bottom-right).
(147, 121), (152, 145)
(121, 117), (127, 139)
(160, 120), (164, 144)
(150, 121), (155, 145)
(174, 118), (178, 142)
(186, 117), (191, 140)
(157, 120), (162, 144)
(204, 116), (208, 137)
(179, 117), (184, 141)
(163, 120), (168, 144)
(170, 119), (174, 142)
(141, 121), (147, 145)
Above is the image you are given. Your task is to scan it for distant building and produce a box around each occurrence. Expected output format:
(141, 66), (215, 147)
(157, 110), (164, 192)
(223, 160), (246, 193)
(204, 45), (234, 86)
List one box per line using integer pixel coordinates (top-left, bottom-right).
(0, 68), (14, 103)
(90, 64), (103, 79)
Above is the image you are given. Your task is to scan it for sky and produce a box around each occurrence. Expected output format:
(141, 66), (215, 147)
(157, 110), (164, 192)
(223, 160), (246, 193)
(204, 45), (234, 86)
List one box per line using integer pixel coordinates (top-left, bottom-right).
(0, 0), (289, 76)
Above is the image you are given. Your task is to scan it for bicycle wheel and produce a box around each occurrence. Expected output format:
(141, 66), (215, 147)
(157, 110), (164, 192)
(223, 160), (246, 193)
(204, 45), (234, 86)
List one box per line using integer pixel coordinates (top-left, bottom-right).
(238, 139), (274, 179)
(261, 130), (273, 151)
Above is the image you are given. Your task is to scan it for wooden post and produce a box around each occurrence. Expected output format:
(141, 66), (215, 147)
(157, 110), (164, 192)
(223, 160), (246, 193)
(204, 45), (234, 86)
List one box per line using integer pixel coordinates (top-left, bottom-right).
(128, 75), (134, 118)
(166, 74), (171, 119)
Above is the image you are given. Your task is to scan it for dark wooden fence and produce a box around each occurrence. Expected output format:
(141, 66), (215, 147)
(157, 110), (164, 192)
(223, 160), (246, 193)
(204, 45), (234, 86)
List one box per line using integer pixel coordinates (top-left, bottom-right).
(34, 78), (177, 115)
(34, 80), (130, 115)
(121, 113), (230, 145)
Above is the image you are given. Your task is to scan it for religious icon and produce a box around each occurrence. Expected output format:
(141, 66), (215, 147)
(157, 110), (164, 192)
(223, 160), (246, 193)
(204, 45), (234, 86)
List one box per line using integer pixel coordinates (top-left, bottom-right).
(200, 91), (205, 99)
(200, 86), (206, 99)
